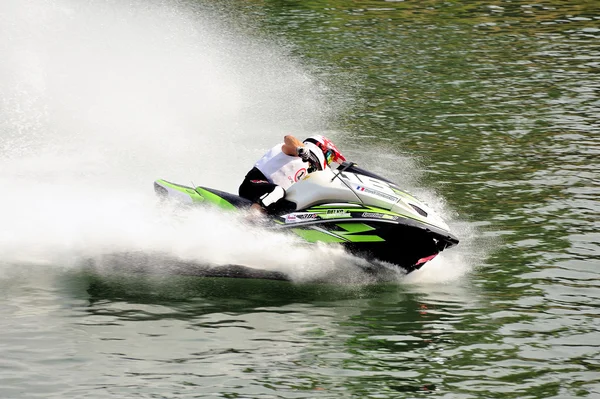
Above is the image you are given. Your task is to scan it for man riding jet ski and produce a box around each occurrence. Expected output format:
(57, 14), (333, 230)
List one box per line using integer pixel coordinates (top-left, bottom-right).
(238, 135), (345, 215)
(154, 136), (459, 274)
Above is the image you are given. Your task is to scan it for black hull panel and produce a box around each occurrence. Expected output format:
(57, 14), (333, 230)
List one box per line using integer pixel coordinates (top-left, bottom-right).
(343, 226), (442, 272)
(279, 217), (458, 272)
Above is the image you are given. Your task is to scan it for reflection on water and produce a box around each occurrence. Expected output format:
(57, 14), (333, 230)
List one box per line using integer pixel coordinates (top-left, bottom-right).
(59, 270), (482, 397)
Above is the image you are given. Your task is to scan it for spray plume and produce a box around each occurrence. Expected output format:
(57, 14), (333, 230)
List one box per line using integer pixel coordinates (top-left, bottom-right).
(0, 0), (473, 284)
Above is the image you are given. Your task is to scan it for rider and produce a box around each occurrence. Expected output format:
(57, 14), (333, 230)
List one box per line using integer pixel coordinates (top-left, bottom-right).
(239, 134), (346, 214)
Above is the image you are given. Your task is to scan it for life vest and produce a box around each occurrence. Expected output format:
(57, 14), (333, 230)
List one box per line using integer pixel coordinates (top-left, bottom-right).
(254, 144), (309, 189)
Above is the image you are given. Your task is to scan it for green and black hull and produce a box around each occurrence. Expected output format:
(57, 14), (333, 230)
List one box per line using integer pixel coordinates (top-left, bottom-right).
(276, 205), (458, 273)
(154, 179), (459, 273)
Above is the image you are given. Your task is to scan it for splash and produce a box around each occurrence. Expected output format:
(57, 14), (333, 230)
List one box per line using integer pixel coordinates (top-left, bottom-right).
(0, 0), (335, 187)
(0, 0), (377, 284)
(340, 147), (480, 284)
(0, 0), (333, 271)
(0, 0), (472, 285)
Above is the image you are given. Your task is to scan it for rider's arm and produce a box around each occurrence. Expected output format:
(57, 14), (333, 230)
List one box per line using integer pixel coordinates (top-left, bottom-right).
(281, 135), (304, 156)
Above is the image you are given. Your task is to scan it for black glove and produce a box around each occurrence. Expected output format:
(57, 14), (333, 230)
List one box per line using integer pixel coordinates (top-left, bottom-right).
(306, 151), (322, 173)
(296, 146), (310, 162)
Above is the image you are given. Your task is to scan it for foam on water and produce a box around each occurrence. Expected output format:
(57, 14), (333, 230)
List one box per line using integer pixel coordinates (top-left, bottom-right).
(0, 0), (474, 284)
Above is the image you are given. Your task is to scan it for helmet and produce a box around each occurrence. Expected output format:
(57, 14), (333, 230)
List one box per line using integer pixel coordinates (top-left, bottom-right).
(303, 135), (346, 169)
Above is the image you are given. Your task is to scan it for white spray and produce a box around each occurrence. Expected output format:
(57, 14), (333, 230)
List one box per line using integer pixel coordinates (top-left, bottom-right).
(0, 0), (473, 284)
(0, 0), (365, 282)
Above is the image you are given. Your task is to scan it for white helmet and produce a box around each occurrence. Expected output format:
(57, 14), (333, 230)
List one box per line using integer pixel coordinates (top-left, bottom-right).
(303, 135), (346, 170)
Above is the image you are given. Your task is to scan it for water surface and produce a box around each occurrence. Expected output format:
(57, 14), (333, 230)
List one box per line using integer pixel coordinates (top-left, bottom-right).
(1, 0), (599, 398)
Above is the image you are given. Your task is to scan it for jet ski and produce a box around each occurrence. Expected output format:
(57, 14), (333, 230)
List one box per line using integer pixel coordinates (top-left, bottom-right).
(153, 161), (459, 274)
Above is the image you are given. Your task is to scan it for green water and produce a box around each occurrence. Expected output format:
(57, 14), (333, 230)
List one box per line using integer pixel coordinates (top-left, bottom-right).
(1, 0), (599, 398)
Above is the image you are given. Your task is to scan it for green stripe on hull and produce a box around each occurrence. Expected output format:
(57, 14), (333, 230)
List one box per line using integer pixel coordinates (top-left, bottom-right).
(291, 223), (385, 244)
(158, 180), (205, 202)
(291, 228), (347, 243)
(336, 223), (384, 242)
(336, 223), (375, 233)
(156, 180), (235, 210)
(307, 205), (403, 217)
(308, 204), (434, 227)
(195, 188), (236, 210)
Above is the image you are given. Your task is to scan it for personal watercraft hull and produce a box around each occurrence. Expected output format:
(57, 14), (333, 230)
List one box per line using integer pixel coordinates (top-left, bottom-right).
(153, 176), (459, 273)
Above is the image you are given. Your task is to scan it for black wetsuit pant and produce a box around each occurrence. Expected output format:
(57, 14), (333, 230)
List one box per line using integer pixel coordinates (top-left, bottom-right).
(238, 167), (294, 215)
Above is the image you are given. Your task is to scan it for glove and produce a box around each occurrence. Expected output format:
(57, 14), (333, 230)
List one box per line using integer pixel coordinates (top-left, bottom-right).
(306, 151), (322, 173)
(296, 146), (310, 162)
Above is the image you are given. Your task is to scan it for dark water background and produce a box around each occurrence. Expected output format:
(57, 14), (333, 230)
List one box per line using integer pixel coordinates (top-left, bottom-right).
(1, 0), (599, 398)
